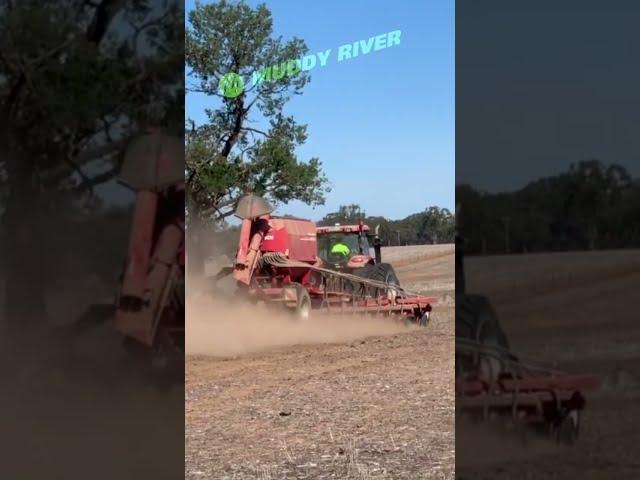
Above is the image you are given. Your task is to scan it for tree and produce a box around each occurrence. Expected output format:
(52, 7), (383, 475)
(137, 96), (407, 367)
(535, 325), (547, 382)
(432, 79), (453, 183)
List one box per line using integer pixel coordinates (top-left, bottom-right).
(420, 207), (455, 244)
(0, 0), (183, 329)
(456, 161), (640, 254)
(318, 204), (367, 226)
(563, 160), (632, 249)
(185, 0), (329, 271)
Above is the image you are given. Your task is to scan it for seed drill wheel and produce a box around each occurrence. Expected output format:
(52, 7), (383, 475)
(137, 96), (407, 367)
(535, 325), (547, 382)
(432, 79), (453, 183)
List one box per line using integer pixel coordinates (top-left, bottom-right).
(418, 311), (430, 327)
(289, 283), (311, 321)
(556, 409), (580, 445)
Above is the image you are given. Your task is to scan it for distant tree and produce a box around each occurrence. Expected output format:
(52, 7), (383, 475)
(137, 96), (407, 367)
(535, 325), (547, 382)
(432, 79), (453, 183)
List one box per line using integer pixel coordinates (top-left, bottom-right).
(457, 160), (640, 254)
(564, 160), (632, 249)
(420, 206), (455, 244)
(318, 204), (367, 226)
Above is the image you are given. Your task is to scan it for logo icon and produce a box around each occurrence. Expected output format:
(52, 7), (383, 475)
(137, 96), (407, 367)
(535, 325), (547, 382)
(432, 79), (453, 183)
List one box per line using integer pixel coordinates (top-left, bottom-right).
(218, 72), (245, 98)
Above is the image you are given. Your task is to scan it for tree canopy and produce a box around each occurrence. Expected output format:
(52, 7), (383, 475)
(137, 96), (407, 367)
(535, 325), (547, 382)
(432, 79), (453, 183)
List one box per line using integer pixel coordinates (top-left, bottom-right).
(0, 0), (183, 327)
(1, 0), (183, 195)
(185, 0), (329, 227)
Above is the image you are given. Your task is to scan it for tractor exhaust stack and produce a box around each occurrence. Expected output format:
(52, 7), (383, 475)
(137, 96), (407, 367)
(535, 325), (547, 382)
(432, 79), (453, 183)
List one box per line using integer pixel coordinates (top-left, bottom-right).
(373, 225), (382, 264)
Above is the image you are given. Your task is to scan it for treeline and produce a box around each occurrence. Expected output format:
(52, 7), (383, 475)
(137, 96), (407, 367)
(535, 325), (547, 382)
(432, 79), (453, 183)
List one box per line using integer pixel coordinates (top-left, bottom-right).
(318, 204), (455, 246)
(457, 160), (640, 255)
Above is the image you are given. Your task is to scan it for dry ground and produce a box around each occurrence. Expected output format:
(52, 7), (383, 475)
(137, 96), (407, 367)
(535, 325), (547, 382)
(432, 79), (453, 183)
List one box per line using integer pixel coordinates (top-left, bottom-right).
(457, 250), (640, 479)
(186, 244), (455, 479)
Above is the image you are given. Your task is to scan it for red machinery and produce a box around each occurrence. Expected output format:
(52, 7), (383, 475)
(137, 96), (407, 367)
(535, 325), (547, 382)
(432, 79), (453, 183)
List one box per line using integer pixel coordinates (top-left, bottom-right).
(72, 130), (184, 370)
(455, 237), (600, 444)
(316, 223), (376, 272)
(456, 339), (600, 444)
(114, 130), (185, 357)
(226, 194), (435, 323)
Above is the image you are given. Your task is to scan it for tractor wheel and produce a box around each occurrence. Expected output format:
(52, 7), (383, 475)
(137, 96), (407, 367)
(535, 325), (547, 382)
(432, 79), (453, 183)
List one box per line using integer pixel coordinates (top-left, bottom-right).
(456, 294), (510, 349)
(353, 263), (399, 284)
(370, 263), (400, 301)
(557, 410), (579, 445)
(418, 311), (430, 327)
(370, 263), (400, 286)
(293, 283), (311, 321)
(356, 262), (400, 291)
(350, 264), (376, 296)
(352, 264), (376, 280)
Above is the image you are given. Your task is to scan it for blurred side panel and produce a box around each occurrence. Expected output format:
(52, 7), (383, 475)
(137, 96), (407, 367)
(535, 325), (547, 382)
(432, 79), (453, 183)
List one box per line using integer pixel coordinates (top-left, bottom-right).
(456, 1), (640, 478)
(0, 1), (184, 478)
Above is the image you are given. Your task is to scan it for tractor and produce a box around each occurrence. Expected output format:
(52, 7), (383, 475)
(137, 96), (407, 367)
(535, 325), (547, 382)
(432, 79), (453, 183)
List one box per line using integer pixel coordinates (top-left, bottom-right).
(316, 222), (401, 292)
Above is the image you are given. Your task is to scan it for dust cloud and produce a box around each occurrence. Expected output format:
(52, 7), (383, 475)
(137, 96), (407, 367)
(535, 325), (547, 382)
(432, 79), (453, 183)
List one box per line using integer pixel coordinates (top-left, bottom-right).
(0, 329), (184, 480)
(187, 294), (416, 357)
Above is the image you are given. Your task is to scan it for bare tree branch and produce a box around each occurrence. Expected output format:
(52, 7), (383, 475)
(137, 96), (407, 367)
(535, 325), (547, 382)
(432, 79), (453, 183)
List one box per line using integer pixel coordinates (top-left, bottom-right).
(72, 155), (124, 193)
(73, 135), (131, 165)
(64, 156), (95, 194)
(240, 126), (267, 136)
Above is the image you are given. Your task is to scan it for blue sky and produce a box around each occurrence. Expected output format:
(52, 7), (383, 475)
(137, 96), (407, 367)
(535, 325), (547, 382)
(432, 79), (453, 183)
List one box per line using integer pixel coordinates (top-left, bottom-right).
(186, 0), (454, 221)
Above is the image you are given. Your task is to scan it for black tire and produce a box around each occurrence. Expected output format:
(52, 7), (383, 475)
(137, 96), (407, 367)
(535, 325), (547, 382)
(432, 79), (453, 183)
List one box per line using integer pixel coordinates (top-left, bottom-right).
(352, 263), (399, 284)
(418, 311), (430, 327)
(369, 263), (400, 286)
(456, 294), (516, 380)
(352, 263), (400, 298)
(456, 294), (510, 349)
(350, 264), (376, 295)
(352, 264), (377, 279)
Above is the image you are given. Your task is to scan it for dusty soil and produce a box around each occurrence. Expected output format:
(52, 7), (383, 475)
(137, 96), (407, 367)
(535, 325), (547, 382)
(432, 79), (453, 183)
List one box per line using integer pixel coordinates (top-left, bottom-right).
(186, 244), (455, 479)
(457, 250), (640, 479)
